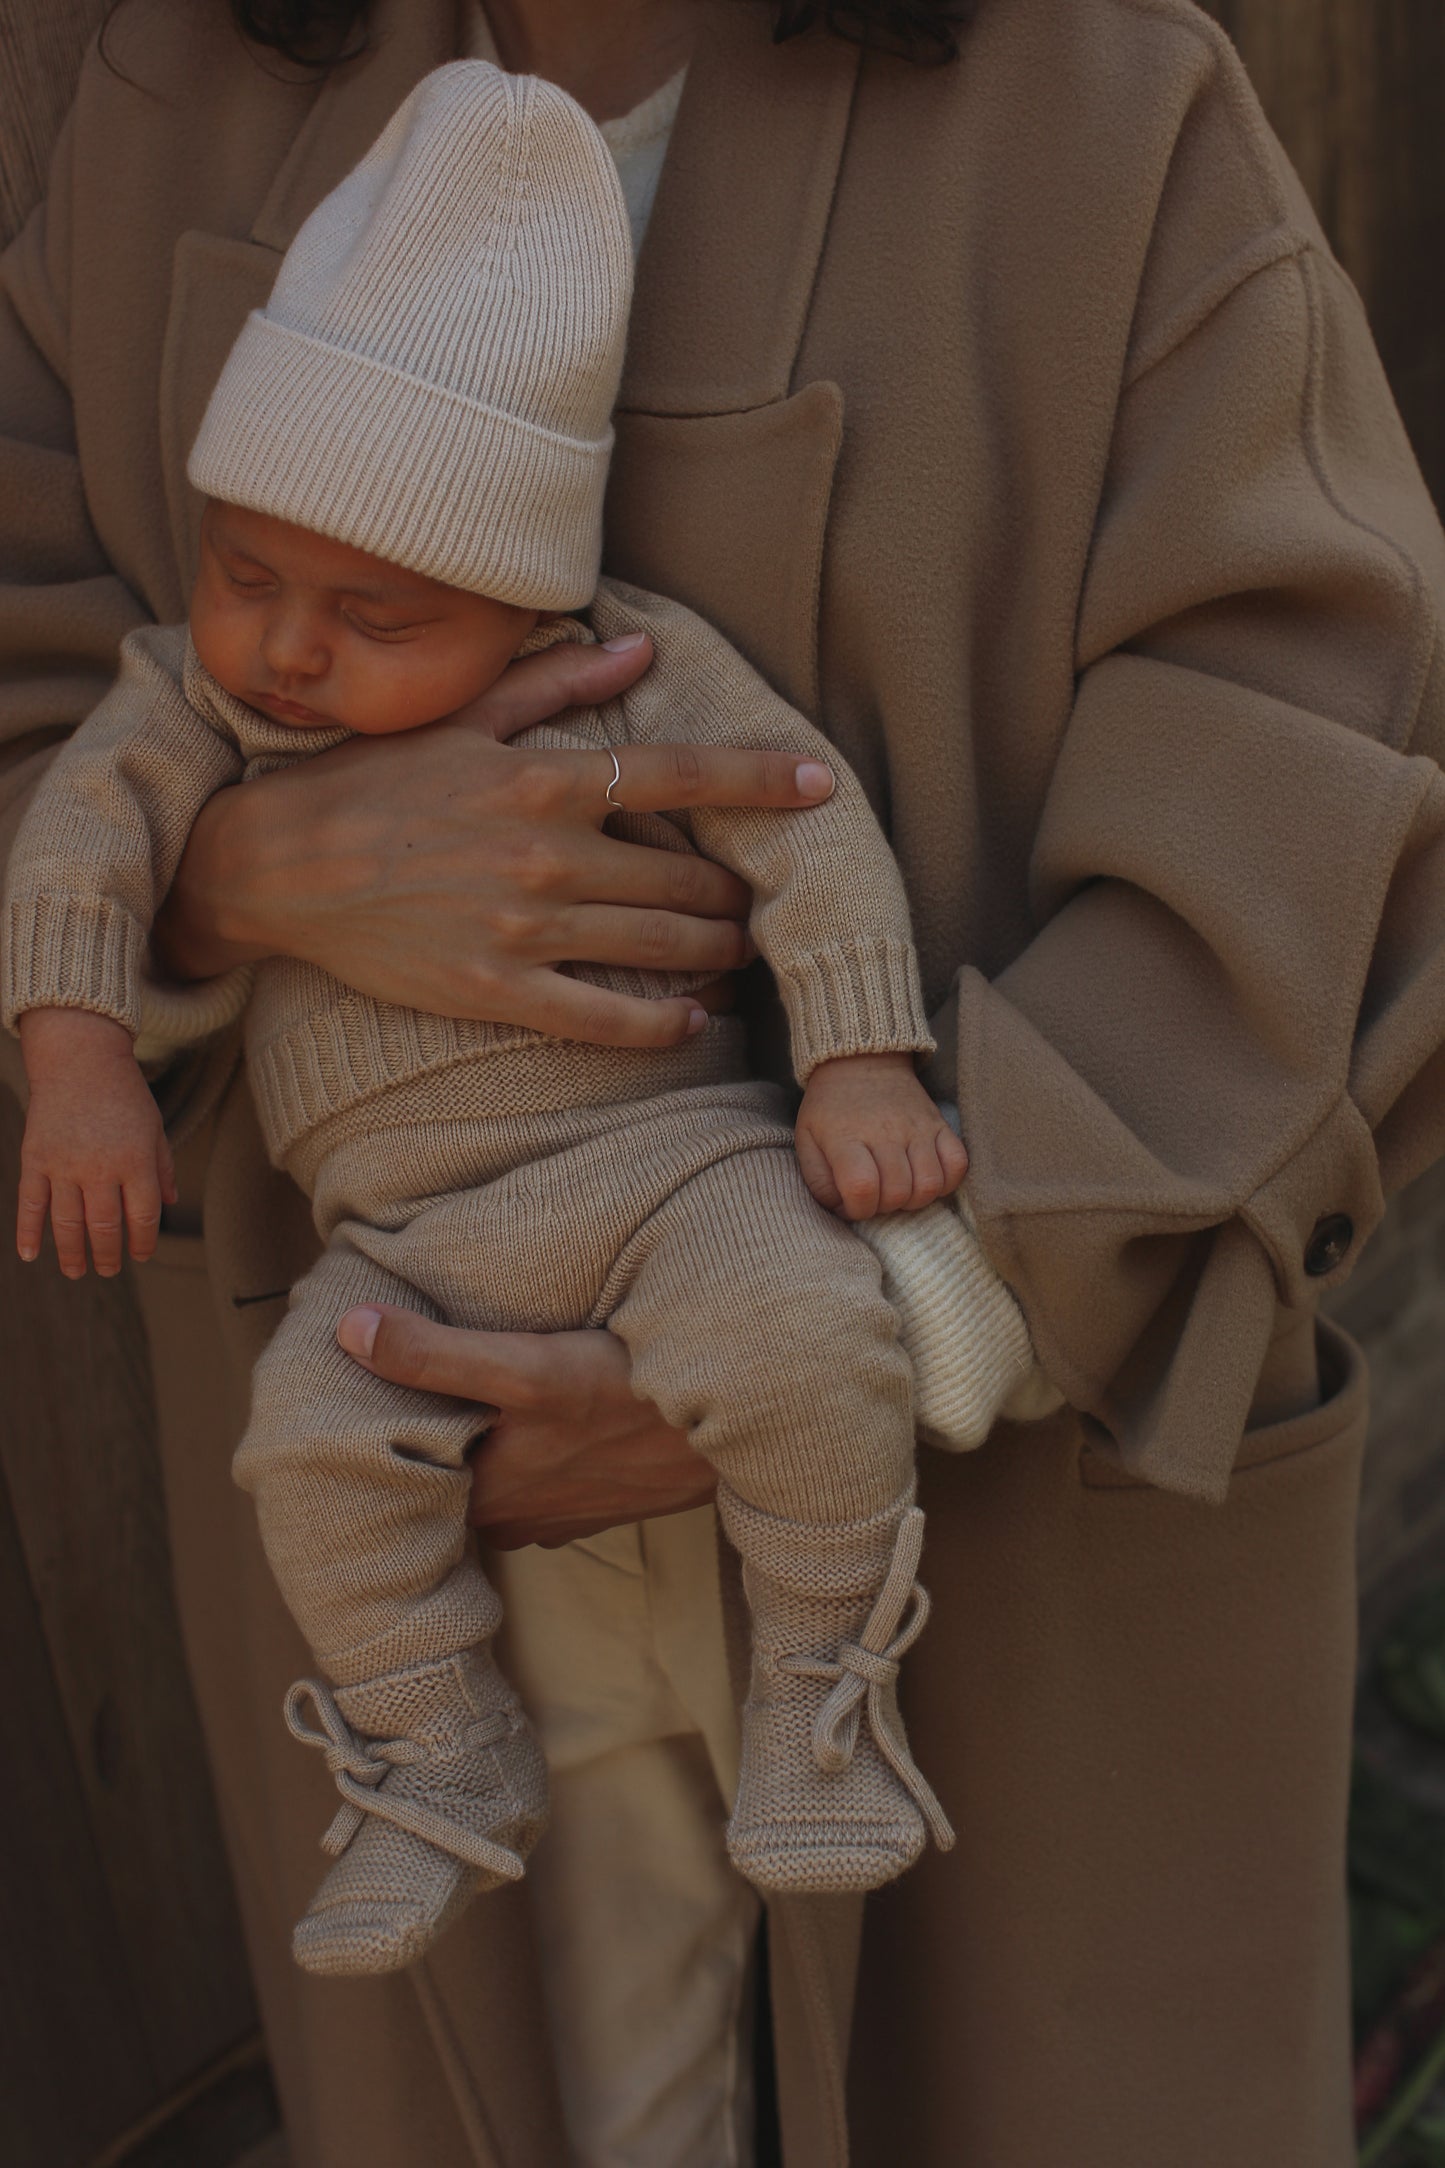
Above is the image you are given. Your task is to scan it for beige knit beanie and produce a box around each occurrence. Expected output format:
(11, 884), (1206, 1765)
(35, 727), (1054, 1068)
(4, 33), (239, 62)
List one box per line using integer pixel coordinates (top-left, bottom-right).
(188, 62), (632, 607)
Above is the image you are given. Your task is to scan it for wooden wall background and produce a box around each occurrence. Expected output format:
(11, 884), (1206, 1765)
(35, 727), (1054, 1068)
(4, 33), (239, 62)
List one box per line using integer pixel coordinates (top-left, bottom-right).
(1, 1), (1444, 2161)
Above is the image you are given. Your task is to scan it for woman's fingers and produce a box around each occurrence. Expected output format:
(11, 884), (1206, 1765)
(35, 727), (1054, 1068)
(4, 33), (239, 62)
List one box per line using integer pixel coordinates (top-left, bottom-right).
(339, 1305), (575, 1410)
(467, 629), (656, 739)
(511, 969), (707, 1049)
(16, 1169), (49, 1262)
(577, 743), (835, 819)
(551, 902), (752, 976)
(548, 827), (753, 923)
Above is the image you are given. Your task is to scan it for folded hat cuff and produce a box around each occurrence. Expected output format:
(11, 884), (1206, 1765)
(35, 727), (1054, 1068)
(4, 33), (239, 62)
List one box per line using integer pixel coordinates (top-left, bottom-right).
(188, 313), (609, 608)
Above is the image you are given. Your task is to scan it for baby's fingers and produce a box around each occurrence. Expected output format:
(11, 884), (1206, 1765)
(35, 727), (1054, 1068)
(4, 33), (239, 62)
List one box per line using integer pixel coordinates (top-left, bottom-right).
(828, 1142), (883, 1222)
(872, 1142), (915, 1217)
(158, 1129), (179, 1209)
(48, 1179), (89, 1278)
(123, 1172), (164, 1265)
(84, 1181), (126, 1278)
(904, 1133), (949, 1209)
(16, 1169), (50, 1262)
(795, 1129), (843, 1213)
(937, 1125), (969, 1193)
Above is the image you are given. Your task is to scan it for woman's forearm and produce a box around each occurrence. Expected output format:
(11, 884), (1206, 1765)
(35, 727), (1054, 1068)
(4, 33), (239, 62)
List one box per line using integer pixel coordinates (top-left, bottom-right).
(153, 781), (273, 979)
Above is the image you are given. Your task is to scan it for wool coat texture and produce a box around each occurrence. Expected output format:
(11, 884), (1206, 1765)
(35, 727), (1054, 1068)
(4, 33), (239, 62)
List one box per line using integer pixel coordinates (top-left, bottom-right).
(3, 0), (1445, 2161)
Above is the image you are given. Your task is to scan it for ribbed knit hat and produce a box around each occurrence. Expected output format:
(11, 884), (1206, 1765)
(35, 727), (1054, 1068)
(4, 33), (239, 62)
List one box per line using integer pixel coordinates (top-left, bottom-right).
(188, 62), (633, 607)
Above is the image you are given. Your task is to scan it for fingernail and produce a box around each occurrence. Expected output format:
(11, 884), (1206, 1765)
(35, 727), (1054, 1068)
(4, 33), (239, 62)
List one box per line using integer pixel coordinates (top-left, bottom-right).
(338, 1306), (381, 1361)
(796, 762), (834, 801)
(686, 1006), (708, 1037)
(602, 631), (647, 652)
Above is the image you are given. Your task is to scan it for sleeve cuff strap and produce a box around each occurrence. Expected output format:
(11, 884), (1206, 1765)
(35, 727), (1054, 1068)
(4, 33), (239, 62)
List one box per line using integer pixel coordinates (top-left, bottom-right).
(775, 938), (936, 1083)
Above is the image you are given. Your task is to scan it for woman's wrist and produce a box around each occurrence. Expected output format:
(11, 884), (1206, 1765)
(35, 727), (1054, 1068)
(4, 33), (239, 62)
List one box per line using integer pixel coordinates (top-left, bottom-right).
(153, 782), (271, 979)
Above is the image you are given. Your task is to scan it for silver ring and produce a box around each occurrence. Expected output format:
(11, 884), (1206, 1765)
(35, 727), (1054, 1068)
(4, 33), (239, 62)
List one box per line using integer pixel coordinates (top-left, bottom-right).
(603, 747), (624, 813)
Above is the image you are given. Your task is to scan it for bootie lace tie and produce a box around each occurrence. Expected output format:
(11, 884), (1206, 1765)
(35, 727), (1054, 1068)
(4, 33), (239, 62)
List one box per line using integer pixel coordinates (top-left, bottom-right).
(284, 1678), (526, 1882)
(776, 1507), (956, 1853)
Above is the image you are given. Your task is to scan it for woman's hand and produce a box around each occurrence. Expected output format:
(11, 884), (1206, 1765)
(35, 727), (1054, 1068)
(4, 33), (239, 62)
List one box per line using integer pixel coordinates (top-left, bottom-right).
(156, 633), (834, 1048)
(335, 1303), (715, 1549)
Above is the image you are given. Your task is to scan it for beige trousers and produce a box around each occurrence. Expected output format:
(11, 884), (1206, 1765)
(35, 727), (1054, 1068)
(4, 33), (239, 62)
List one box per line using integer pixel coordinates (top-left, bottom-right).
(494, 1510), (760, 2168)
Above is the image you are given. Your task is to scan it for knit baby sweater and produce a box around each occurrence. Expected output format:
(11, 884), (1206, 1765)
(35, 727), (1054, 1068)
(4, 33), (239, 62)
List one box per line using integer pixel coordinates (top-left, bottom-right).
(2, 579), (936, 1160)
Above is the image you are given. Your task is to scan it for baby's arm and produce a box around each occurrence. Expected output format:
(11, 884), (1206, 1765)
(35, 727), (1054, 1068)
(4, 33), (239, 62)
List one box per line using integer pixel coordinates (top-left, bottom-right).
(795, 1053), (968, 1220)
(598, 583), (960, 1215)
(16, 1009), (176, 1276)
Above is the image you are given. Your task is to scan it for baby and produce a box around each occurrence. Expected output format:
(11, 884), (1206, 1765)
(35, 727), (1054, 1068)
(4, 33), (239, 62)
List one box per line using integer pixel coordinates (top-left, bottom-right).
(5, 64), (985, 1977)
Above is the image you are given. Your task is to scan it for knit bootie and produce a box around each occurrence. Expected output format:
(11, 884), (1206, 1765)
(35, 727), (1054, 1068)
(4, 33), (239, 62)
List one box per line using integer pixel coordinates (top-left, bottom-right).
(718, 1491), (954, 1895)
(284, 1646), (548, 1976)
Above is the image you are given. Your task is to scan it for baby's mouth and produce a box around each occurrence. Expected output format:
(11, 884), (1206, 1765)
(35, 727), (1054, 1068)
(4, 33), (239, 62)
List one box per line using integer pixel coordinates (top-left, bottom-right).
(258, 690), (328, 725)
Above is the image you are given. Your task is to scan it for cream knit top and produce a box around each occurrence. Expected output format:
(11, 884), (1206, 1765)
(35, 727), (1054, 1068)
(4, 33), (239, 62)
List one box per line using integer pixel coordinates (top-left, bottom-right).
(2, 582), (934, 1165)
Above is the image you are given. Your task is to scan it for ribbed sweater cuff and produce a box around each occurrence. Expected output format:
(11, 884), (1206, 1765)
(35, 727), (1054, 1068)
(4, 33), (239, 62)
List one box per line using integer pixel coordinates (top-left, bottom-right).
(774, 938), (935, 1083)
(3, 894), (146, 1036)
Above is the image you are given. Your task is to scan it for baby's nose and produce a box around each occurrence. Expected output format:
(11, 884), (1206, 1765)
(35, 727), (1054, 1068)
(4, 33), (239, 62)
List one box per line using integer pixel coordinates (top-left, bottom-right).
(262, 613), (328, 680)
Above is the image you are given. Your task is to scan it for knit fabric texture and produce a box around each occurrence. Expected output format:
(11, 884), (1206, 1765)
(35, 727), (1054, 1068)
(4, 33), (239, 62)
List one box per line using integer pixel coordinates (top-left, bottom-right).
(718, 1488), (954, 1894)
(285, 1649), (549, 1975)
(2, 585), (936, 1147)
(858, 1197), (1063, 1449)
(233, 1078), (940, 1923)
(187, 62), (632, 607)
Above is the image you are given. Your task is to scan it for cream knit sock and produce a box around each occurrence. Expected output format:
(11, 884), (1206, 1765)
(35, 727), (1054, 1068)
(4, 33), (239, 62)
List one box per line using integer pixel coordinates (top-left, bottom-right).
(718, 1489), (954, 1895)
(857, 1197), (1064, 1449)
(284, 1647), (547, 1976)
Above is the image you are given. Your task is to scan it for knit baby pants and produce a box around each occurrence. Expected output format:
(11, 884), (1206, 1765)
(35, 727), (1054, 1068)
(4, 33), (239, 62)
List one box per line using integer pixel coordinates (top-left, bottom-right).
(236, 1077), (916, 1686)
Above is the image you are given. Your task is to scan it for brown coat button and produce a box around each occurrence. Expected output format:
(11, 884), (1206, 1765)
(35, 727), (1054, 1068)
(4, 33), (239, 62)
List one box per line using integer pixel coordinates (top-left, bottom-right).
(1304, 1214), (1354, 1277)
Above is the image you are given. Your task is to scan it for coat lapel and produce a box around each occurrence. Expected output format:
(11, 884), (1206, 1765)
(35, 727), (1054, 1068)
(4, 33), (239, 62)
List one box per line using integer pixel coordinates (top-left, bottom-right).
(606, 10), (858, 714)
(621, 3), (861, 415)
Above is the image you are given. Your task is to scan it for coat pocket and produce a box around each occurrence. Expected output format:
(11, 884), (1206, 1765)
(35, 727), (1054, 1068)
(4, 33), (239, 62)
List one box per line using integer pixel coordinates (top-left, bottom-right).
(606, 381), (844, 718)
(158, 233), (282, 593)
(1078, 1318), (1368, 1490)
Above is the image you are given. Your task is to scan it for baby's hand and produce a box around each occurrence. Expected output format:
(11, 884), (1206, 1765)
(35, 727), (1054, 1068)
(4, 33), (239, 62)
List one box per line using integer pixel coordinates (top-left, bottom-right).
(16, 1009), (177, 1278)
(795, 1053), (968, 1221)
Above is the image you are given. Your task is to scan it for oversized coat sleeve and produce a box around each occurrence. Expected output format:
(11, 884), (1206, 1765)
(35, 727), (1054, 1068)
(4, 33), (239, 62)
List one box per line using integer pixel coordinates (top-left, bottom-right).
(956, 99), (1445, 1501)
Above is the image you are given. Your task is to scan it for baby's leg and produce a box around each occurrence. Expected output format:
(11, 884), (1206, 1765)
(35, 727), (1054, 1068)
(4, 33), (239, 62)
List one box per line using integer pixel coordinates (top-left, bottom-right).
(605, 1146), (953, 1895)
(234, 1229), (546, 1977)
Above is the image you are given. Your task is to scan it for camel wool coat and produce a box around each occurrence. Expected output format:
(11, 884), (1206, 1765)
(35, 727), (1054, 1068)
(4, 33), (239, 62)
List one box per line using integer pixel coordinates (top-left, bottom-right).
(4, 0), (1445, 2161)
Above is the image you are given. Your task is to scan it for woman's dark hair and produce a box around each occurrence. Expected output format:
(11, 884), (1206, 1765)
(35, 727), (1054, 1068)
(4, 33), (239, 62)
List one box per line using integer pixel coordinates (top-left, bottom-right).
(224, 0), (974, 71)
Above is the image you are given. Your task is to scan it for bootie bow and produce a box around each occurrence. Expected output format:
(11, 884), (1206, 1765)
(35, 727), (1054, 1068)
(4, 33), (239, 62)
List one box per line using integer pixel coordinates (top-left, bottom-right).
(777, 1508), (955, 1853)
(284, 1677), (526, 1881)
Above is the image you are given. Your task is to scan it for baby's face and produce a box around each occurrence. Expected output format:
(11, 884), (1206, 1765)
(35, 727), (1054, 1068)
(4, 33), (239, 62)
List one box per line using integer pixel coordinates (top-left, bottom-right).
(190, 502), (540, 735)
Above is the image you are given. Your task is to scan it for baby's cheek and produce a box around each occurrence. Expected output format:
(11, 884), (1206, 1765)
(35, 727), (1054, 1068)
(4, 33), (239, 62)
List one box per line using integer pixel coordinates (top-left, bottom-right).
(340, 652), (454, 735)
